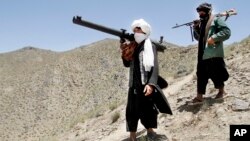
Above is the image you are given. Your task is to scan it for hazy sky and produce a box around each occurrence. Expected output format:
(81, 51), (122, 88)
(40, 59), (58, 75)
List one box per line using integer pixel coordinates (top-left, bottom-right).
(0, 0), (249, 53)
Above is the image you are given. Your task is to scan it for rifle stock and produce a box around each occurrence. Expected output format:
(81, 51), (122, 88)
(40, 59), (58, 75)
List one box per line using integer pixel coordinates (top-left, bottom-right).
(73, 16), (166, 52)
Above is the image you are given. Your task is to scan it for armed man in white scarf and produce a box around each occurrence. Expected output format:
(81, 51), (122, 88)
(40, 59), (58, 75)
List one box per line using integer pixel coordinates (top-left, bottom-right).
(120, 19), (172, 141)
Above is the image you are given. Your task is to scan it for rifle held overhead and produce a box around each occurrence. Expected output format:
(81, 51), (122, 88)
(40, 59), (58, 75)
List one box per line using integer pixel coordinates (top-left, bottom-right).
(172, 9), (237, 41)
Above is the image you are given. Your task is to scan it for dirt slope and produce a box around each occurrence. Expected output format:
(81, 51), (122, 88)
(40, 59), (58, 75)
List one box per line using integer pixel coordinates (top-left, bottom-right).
(58, 37), (250, 141)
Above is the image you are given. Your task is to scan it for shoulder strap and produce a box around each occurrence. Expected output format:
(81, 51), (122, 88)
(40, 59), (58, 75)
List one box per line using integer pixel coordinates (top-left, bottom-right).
(203, 15), (215, 43)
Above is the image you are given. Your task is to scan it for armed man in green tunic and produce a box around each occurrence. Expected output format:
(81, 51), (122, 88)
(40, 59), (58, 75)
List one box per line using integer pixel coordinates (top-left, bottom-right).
(190, 2), (231, 105)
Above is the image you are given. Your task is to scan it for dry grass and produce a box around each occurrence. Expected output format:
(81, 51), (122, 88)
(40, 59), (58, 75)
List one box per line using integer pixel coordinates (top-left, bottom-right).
(111, 111), (120, 124)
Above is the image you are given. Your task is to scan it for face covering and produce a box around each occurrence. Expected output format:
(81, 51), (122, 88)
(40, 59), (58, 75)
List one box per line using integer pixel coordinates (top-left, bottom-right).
(199, 13), (209, 20)
(134, 33), (147, 43)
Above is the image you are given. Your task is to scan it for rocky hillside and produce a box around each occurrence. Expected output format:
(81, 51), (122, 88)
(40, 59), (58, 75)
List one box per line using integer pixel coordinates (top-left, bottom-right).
(59, 37), (250, 141)
(0, 39), (196, 141)
(0, 36), (249, 141)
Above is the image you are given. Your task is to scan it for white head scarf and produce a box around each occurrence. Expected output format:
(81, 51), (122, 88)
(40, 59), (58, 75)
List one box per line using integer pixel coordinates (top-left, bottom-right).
(131, 19), (154, 71)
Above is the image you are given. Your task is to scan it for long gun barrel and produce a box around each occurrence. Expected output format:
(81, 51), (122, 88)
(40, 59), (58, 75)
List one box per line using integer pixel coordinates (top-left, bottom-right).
(73, 16), (166, 52)
(172, 21), (193, 29)
(172, 21), (195, 41)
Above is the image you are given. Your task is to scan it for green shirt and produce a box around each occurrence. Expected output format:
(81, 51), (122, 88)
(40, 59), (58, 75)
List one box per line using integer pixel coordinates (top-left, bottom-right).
(203, 16), (231, 60)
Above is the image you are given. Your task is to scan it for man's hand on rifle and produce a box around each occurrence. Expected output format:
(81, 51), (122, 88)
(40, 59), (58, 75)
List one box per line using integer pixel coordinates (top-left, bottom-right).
(193, 20), (200, 28)
(120, 38), (137, 61)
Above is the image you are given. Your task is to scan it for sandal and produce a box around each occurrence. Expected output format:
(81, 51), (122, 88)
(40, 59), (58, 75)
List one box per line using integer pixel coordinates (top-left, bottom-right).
(214, 93), (225, 100)
(188, 97), (203, 105)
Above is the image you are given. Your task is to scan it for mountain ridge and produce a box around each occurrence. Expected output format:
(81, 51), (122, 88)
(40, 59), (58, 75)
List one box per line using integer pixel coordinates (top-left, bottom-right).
(0, 36), (250, 141)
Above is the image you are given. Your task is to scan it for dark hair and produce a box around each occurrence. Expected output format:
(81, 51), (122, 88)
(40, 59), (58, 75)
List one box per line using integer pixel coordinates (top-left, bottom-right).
(196, 2), (212, 13)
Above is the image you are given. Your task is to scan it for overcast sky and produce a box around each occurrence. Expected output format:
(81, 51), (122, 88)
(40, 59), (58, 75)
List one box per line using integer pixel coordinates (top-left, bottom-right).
(0, 0), (249, 53)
